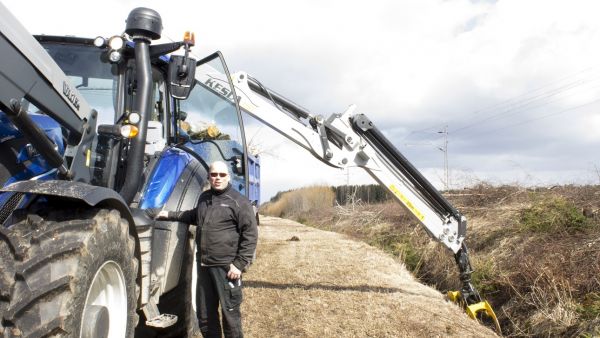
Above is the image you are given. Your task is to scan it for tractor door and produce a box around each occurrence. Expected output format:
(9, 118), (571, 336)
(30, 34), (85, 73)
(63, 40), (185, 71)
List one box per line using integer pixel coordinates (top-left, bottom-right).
(175, 52), (249, 195)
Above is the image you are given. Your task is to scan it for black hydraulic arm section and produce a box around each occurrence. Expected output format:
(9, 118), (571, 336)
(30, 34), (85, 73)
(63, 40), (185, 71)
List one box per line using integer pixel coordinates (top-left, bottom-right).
(454, 243), (482, 305)
(247, 75), (311, 120)
(350, 114), (462, 222)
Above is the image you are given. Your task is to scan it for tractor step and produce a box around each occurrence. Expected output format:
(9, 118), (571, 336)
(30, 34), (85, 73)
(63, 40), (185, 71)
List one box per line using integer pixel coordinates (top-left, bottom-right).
(145, 314), (178, 328)
(142, 299), (178, 328)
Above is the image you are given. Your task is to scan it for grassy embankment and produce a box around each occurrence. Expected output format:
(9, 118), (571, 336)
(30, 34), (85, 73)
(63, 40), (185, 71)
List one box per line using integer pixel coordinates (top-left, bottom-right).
(260, 184), (600, 337)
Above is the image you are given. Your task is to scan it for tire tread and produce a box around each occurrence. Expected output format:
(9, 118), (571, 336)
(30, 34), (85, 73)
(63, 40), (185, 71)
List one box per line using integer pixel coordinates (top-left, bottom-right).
(0, 208), (139, 337)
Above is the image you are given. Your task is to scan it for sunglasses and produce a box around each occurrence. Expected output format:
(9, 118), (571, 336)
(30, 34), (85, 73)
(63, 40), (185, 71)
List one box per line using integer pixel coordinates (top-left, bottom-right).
(210, 172), (228, 178)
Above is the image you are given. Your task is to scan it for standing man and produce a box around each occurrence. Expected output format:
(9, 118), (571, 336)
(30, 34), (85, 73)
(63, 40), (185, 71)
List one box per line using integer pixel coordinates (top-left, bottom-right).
(158, 160), (257, 338)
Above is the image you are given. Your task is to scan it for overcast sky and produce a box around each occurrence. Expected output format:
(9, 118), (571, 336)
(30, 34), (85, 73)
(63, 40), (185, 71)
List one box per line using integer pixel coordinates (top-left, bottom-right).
(4, 0), (600, 202)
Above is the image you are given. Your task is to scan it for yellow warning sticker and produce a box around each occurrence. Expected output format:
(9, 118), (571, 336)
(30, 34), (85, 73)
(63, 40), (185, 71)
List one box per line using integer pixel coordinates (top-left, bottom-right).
(86, 149), (91, 167)
(389, 184), (425, 221)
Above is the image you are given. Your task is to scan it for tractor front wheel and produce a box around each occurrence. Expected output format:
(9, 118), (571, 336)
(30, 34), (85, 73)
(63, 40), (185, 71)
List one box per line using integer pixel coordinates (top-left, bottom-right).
(0, 208), (138, 338)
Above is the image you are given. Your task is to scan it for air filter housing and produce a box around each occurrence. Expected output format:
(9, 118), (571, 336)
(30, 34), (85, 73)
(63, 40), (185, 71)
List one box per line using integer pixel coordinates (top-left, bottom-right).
(125, 7), (162, 40)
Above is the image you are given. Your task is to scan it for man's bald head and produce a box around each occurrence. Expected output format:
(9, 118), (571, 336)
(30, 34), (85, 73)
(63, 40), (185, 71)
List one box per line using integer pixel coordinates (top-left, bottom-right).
(209, 161), (229, 174)
(208, 161), (231, 191)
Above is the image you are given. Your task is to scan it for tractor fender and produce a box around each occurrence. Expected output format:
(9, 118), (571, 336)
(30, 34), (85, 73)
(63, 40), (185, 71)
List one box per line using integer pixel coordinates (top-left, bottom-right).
(2, 179), (135, 226)
(1, 179), (143, 302)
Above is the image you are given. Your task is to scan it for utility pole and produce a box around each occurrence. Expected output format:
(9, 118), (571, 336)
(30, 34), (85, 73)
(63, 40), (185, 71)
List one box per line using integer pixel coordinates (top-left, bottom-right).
(437, 125), (449, 190)
(346, 167), (350, 186)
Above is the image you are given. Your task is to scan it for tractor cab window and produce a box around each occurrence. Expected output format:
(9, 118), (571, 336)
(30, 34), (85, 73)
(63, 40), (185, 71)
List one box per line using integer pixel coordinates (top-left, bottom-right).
(177, 53), (248, 194)
(42, 41), (121, 187)
(43, 42), (118, 126)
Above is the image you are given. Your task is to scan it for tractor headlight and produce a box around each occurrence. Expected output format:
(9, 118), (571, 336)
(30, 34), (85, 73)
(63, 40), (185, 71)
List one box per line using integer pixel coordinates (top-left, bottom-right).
(108, 36), (125, 50)
(128, 112), (141, 124)
(109, 50), (122, 63)
(93, 36), (106, 48)
(101, 35), (126, 63)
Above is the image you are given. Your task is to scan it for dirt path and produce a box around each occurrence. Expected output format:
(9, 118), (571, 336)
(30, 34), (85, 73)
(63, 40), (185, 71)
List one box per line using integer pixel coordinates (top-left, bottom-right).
(241, 216), (497, 337)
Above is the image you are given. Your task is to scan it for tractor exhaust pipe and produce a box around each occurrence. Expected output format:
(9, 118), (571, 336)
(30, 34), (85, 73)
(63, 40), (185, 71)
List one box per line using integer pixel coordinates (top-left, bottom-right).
(119, 8), (162, 204)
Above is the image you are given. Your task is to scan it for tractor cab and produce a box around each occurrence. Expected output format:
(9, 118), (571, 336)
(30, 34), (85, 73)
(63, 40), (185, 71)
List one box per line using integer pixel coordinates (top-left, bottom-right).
(30, 36), (251, 203)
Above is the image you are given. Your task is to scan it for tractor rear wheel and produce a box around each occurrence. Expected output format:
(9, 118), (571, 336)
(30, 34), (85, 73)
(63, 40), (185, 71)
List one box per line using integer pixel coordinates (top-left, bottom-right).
(0, 208), (138, 338)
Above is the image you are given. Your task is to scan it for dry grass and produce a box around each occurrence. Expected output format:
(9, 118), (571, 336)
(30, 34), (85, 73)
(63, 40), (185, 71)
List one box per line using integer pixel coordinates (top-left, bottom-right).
(261, 184), (600, 337)
(242, 216), (497, 337)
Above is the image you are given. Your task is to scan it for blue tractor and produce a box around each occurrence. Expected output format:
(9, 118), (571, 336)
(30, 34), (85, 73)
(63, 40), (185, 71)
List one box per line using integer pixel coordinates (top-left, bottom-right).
(0, 5), (256, 337)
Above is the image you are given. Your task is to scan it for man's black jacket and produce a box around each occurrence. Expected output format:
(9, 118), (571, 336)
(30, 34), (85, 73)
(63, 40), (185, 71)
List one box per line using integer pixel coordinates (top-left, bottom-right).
(167, 184), (258, 271)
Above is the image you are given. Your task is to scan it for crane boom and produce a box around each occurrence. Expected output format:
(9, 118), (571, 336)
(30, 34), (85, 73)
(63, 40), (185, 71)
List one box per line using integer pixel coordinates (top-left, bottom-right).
(202, 70), (500, 332)
(233, 71), (465, 251)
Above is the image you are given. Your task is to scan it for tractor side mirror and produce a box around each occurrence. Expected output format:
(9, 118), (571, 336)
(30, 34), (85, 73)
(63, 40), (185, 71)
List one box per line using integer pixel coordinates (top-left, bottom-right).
(168, 55), (196, 100)
(232, 154), (244, 176)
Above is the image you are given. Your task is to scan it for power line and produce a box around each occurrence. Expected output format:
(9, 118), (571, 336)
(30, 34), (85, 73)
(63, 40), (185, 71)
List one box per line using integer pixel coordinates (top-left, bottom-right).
(451, 74), (600, 134)
(404, 129), (449, 189)
(468, 67), (597, 116)
(402, 125), (448, 141)
(405, 66), (600, 139)
(460, 97), (600, 137)
(438, 125), (449, 190)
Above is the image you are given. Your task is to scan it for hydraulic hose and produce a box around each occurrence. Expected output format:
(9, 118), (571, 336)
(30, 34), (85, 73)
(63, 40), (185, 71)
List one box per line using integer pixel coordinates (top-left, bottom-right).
(5, 99), (69, 176)
(247, 75), (311, 120)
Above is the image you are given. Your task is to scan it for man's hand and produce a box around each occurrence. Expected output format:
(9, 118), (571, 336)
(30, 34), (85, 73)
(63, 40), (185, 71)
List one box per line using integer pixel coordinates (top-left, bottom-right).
(145, 208), (169, 220)
(227, 264), (241, 280)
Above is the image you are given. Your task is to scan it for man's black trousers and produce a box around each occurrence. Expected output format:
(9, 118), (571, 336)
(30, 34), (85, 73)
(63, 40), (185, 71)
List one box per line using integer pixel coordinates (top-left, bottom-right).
(197, 265), (244, 338)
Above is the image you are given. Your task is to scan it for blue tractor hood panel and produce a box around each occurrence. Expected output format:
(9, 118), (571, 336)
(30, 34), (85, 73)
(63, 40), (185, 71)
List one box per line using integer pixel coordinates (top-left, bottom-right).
(139, 147), (193, 209)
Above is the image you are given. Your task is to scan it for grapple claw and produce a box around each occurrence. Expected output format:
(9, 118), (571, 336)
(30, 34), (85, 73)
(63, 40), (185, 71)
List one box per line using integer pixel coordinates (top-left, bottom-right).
(448, 290), (502, 335)
(447, 290), (461, 303)
(466, 300), (501, 334)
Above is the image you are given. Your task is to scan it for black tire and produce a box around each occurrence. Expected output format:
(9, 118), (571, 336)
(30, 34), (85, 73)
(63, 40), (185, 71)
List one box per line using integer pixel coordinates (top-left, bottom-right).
(0, 208), (138, 338)
(252, 205), (260, 226)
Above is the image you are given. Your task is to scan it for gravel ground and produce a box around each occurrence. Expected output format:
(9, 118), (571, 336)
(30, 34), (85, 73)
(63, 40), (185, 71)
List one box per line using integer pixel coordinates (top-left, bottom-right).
(241, 216), (497, 338)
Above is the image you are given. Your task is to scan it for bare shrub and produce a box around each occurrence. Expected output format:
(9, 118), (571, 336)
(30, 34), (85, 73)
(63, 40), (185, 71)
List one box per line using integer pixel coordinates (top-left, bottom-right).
(444, 183), (528, 216)
(498, 269), (579, 336)
(334, 189), (384, 228)
(261, 185), (335, 221)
